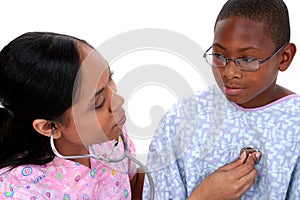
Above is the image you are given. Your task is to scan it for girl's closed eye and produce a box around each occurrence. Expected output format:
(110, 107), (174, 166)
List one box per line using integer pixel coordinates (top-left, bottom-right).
(93, 71), (114, 110)
(94, 96), (105, 109)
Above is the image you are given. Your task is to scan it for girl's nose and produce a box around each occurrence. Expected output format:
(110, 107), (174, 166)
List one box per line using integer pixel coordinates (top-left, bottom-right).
(110, 93), (124, 113)
(108, 81), (124, 112)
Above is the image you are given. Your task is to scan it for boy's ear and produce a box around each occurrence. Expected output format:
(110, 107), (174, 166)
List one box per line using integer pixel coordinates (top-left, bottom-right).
(32, 119), (62, 139)
(278, 43), (296, 71)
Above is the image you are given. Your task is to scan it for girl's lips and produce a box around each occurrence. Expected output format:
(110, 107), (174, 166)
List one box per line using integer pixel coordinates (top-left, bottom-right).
(117, 115), (126, 127)
(223, 86), (244, 95)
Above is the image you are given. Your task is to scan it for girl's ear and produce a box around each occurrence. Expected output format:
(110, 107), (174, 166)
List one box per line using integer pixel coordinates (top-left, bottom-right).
(278, 43), (297, 72)
(32, 119), (62, 139)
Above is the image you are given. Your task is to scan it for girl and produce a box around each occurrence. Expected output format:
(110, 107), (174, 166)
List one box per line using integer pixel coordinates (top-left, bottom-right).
(0, 32), (142, 199)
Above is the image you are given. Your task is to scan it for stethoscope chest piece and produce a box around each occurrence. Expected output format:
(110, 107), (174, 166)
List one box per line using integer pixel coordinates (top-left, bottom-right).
(240, 146), (262, 165)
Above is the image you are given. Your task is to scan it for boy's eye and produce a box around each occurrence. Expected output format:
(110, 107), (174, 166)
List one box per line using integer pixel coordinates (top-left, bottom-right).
(213, 53), (225, 59)
(240, 57), (257, 63)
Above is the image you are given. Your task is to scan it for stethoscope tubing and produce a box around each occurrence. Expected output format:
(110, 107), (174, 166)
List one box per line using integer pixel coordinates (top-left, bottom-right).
(50, 128), (154, 200)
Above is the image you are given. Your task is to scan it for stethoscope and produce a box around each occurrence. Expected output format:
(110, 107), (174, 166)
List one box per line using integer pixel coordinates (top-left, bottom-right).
(50, 123), (261, 200)
(240, 146), (262, 165)
(50, 124), (154, 200)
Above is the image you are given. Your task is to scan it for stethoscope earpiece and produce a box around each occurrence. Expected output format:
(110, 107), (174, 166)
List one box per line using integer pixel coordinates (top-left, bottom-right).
(50, 123), (57, 130)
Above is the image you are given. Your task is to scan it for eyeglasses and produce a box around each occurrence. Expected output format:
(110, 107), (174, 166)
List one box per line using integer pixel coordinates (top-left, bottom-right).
(203, 44), (287, 72)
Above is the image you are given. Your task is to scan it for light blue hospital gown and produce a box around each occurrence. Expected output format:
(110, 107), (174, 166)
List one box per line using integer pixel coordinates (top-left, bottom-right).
(143, 86), (300, 200)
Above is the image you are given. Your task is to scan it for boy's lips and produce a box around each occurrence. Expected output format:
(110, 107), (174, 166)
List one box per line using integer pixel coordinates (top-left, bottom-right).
(223, 85), (245, 95)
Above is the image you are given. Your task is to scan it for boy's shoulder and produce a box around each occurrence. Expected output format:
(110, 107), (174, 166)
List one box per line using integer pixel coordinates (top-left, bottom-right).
(175, 85), (228, 111)
(161, 85), (228, 125)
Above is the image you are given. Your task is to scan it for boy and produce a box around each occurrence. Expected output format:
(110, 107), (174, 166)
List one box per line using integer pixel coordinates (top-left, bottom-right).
(143, 0), (300, 199)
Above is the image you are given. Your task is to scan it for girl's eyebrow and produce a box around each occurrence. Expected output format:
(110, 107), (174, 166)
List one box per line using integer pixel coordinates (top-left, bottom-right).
(94, 87), (105, 97)
(89, 67), (111, 105)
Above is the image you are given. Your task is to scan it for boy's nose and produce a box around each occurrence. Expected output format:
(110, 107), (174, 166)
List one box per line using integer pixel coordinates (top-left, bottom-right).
(223, 60), (242, 79)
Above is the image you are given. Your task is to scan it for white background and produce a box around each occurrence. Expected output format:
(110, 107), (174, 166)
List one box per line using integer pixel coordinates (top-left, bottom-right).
(1, 0), (299, 163)
(0, 0), (298, 92)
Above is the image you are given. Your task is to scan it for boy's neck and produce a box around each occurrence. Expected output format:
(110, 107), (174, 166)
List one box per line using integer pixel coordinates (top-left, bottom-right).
(237, 84), (294, 108)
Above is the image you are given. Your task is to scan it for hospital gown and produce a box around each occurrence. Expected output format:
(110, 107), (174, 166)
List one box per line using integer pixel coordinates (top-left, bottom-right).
(143, 86), (300, 200)
(0, 132), (136, 199)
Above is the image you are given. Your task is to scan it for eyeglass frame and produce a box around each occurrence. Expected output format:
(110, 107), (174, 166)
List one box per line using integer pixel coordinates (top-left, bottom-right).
(203, 44), (287, 71)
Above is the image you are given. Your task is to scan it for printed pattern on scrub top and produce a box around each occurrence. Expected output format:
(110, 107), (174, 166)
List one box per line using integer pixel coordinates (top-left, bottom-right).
(0, 131), (136, 200)
(143, 86), (300, 200)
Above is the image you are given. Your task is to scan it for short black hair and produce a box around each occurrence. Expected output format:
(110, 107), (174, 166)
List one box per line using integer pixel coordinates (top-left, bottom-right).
(215, 0), (290, 48)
